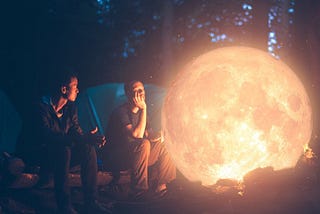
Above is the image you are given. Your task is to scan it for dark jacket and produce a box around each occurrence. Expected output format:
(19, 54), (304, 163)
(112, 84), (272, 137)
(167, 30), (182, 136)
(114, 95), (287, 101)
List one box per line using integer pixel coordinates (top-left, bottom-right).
(36, 96), (83, 147)
(16, 96), (84, 164)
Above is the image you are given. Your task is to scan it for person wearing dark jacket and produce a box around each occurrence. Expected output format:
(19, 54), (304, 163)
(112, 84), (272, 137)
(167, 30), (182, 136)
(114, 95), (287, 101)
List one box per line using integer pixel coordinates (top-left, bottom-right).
(16, 72), (108, 214)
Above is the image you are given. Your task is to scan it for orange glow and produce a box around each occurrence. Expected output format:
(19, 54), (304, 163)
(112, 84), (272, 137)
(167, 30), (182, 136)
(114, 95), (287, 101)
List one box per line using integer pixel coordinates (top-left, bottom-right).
(162, 47), (312, 186)
(303, 144), (315, 159)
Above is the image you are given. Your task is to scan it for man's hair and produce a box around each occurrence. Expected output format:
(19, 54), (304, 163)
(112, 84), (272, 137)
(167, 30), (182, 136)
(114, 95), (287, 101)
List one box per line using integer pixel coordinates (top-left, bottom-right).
(50, 70), (79, 95)
(57, 71), (78, 88)
(124, 80), (142, 97)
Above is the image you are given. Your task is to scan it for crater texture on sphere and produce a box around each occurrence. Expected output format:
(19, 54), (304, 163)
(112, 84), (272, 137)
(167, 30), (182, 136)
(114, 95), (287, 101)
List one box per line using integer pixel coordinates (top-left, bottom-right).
(162, 46), (312, 186)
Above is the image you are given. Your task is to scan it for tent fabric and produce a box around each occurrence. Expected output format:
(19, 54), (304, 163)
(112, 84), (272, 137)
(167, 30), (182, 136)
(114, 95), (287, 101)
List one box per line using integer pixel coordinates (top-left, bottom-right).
(0, 90), (22, 153)
(77, 83), (166, 136)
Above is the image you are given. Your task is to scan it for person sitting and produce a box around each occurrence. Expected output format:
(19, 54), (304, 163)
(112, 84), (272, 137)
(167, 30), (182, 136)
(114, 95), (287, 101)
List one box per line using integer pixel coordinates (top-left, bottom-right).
(100, 80), (176, 201)
(16, 71), (109, 214)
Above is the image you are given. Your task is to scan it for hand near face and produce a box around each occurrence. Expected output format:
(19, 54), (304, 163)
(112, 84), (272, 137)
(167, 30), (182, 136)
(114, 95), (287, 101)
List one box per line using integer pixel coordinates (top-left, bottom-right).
(133, 90), (146, 110)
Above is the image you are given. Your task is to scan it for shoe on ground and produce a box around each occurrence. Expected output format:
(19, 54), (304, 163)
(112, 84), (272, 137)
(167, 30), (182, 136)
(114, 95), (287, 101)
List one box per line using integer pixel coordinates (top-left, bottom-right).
(149, 183), (169, 200)
(153, 188), (168, 199)
(154, 183), (167, 192)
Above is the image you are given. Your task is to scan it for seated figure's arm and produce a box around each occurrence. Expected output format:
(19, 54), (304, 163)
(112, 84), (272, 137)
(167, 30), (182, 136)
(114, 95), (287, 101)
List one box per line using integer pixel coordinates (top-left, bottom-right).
(68, 105), (106, 147)
(125, 90), (147, 139)
(118, 106), (146, 140)
(37, 104), (74, 146)
(125, 111), (146, 139)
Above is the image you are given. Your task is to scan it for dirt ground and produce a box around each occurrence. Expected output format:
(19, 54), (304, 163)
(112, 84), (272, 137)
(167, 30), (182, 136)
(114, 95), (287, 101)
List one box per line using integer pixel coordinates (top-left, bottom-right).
(0, 157), (319, 214)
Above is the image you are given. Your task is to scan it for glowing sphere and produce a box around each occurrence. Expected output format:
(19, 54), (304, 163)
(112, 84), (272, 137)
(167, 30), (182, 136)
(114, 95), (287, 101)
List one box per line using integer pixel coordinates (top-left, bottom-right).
(162, 46), (312, 186)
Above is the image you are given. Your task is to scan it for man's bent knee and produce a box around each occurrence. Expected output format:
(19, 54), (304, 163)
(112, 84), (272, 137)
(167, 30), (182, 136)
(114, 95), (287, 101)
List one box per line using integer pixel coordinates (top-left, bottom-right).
(139, 139), (151, 151)
(133, 138), (150, 153)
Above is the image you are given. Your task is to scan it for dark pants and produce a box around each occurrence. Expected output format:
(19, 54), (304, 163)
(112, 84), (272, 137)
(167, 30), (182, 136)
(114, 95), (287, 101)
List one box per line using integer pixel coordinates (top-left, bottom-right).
(129, 139), (176, 191)
(42, 143), (98, 210)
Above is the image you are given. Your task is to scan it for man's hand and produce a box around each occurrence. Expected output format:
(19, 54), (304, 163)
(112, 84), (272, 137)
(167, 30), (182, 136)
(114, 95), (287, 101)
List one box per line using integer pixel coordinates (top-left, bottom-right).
(86, 127), (107, 148)
(90, 134), (106, 148)
(90, 126), (98, 134)
(133, 91), (146, 110)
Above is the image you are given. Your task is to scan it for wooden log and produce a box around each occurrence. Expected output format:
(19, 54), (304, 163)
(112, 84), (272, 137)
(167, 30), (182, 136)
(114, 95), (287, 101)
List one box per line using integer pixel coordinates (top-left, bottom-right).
(8, 170), (131, 189)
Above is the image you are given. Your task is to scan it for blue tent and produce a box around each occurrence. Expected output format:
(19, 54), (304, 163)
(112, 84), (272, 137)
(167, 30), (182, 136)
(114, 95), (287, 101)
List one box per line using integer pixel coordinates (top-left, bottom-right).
(0, 90), (22, 154)
(77, 83), (166, 136)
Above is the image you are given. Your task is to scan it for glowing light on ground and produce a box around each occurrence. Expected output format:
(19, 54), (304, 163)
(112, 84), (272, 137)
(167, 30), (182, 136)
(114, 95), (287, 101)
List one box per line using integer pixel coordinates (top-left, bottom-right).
(162, 46), (312, 186)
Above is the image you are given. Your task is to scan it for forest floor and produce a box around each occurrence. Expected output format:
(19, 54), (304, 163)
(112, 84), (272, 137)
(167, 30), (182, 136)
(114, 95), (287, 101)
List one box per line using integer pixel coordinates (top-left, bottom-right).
(0, 157), (319, 214)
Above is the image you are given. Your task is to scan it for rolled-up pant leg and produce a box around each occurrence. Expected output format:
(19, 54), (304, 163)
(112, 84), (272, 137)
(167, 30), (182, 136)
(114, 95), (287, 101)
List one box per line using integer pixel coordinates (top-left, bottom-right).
(148, 140), (176, 186)
(130, 139), (150, 190)
(129, 139), (176, 191)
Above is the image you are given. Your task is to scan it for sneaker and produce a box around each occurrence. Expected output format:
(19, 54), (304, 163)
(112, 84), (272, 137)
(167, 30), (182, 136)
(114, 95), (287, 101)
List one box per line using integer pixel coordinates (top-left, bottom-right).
(155, 184), (167, 193)
(85, 200), (112, 214)
(153, 188), (168, 199)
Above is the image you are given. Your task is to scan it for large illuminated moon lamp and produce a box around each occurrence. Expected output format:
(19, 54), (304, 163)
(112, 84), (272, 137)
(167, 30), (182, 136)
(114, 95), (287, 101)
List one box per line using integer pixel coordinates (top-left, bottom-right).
(162, 46), (312, 186)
